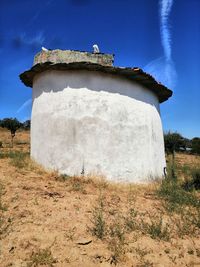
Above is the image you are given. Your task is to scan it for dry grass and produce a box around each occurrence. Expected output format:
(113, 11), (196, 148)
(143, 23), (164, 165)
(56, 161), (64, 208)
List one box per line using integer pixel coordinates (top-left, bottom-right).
(26, 248), (56, 267)
(0, 127), (200, 267)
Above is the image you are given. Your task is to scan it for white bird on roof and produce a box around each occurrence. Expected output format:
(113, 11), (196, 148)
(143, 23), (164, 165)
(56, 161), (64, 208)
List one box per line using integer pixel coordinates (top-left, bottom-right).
(42, 46), (48, 52)
(93, 44), (100, 54)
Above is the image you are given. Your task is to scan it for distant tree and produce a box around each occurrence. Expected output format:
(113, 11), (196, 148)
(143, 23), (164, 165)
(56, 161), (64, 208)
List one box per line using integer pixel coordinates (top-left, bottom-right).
(184, 138), (192, 150)
(177, 137), (192, 152)
(22, 120), (31, 130)
(191, 137), (200, 155)
(0, 118), (22, 147)
(164, 131), (184, 155)
(164, 131), (184, 180)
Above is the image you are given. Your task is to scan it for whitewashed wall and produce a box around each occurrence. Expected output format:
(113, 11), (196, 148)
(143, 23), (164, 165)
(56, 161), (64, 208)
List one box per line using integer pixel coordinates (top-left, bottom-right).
(31, 70), (166, 183)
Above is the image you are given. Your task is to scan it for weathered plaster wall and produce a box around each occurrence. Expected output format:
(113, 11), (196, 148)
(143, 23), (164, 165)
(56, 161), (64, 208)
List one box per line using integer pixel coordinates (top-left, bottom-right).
(31, 70), (166, 183)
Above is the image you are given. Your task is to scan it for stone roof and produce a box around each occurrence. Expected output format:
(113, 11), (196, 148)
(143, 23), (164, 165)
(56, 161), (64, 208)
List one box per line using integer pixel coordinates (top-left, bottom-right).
(19, 50), (173, 103)
(34, 49), (114, 66)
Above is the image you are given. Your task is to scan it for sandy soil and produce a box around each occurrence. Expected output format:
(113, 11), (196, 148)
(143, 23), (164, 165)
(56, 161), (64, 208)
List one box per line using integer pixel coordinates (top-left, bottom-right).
(0, 129), (200, 267)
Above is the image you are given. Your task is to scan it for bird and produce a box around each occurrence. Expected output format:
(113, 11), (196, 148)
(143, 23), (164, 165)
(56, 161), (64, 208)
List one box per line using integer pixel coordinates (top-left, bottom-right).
(93, 44), (100, 53)
(42, 46), (49, 52)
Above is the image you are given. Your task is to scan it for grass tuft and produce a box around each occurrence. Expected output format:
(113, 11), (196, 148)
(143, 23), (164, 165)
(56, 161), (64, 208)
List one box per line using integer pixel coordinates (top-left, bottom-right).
(157, 179), (200, 212)
(125, 207), (138, 232)
(9, 151), (29, 168)
(142, 214), (170, 241)
(26, 248), (56, 267)
(90, 191), (106, 239)
(0, 183), (7, 211)
(182, 168), (200, 191)
(108, 218), (126, 264)
(0, 150), (29, 168)
(0, 182), (9, 237)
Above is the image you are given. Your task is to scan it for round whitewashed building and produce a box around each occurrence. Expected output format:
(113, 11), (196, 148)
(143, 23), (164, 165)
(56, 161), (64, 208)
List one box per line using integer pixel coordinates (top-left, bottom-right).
(20, 49), (172, 183)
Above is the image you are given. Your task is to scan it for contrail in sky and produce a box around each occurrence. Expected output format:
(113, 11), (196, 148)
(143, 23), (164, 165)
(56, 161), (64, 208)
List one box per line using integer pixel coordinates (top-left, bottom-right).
(144, 0), (176, 89)
(17, 99), (32, 114)
(160, 0), (173, 61)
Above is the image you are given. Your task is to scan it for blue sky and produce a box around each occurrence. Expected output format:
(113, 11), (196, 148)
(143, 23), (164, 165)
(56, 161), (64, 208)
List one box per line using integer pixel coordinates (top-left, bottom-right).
(0, 0), (199, 138)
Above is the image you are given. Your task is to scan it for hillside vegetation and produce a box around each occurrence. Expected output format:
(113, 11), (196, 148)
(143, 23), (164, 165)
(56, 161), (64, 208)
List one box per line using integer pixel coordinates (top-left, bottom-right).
(0, 127), (200, 267)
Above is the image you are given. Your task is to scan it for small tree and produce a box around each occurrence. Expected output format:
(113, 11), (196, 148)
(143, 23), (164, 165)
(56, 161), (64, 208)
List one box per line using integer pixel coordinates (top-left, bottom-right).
(164, 131), (184, 155)
(0, 118), (22, 147)
(164, 131), (184, 180)
(22, 120), (31, 130)
(181, 137), (192, 152)
(191, 137), (200, 155)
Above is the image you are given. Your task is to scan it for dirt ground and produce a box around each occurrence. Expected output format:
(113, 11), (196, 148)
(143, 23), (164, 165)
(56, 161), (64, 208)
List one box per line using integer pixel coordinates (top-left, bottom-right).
(0, 128), (200, 267)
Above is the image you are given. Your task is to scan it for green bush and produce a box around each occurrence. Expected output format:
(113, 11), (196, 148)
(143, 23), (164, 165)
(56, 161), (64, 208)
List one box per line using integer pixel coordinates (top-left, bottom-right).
(164, 131), (184, 154)
(183, 168), (200, 191)
(9, 151), (29, 168)
(191, 137), (200, 155)
(157, 179), (200, 212)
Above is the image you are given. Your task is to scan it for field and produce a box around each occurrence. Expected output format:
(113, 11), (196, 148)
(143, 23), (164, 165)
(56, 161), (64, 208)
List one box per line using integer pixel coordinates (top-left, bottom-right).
(0, 128), (200, 267)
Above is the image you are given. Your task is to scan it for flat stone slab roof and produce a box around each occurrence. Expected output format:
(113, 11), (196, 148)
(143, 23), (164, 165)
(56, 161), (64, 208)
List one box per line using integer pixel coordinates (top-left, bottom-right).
(19, 49), (173, 103)
(34, 49), (114, 66)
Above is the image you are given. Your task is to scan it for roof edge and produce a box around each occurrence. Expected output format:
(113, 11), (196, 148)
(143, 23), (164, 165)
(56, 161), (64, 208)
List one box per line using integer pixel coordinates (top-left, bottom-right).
(19, 62), (173, 103)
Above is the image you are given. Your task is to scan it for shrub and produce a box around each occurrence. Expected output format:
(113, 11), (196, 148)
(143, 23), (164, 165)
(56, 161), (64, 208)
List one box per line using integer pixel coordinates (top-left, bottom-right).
(183, 168), (200, 191)
(0, 183), (6, 211)
(125, 207), (138, 232)
(26, 248), (56, 267)
(0, 152), (5, 159)
(191, 169), (200, 189)
(108, 236), (125, 265)
(90, 192), (106, 239)
(191, 137), (200, 155)
(71, 177), (84, 192)
(109, 220), (125, 243)
(9, 151), (29, 169)
(142, 214), (170, 241)
(171, 205), (200, 238)
(59, 174), (71, 181)
(157, 179), (200, 212)
(0, 150), (29, 168)
(108, 217), (126, 265)
(0, 183), (9, 238)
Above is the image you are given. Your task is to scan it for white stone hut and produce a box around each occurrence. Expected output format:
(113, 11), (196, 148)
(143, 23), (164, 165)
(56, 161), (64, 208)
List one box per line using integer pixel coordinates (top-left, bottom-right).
(20, 49), (172, 183)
